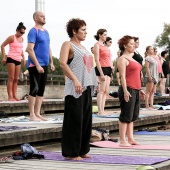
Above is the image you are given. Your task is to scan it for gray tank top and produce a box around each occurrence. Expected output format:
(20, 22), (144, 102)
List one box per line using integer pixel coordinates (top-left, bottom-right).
(65, 42), (98, 98)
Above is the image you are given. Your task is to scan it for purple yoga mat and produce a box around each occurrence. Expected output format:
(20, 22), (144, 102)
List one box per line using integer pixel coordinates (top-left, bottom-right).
(0, 126), (35, 131)
(41, 151), (169, 165)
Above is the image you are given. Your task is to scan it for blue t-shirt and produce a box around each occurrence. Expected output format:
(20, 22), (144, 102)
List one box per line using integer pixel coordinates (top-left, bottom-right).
(27, 27), (50, 67)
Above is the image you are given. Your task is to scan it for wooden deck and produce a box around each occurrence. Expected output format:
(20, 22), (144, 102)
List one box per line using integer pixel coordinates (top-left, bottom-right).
(0, 95), (169, 115)
(0, 130), (170, 169)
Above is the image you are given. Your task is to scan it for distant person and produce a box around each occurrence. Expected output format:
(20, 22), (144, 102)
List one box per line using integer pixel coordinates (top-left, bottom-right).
(160, 50), (169, 94)
(144, 46), (159, 109)
(117, 35), (145, 147)
(26, 11), (55, 121)
(91, 47), (96, 67)
(115, 50), (121, 85)
(60, 18), (97, 160)
(1, 22), (26, 101)
(153, 48), (162, 80)
(133, 37), (143, 80)
(93, 29), (112, 115)
(105, 37), (115, 98)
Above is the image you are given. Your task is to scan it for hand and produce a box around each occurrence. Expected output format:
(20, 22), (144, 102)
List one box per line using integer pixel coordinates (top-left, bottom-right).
(124, 91), (131, 102)
(140, 90), (146, 101)
(100, 75), (105, 81)
(36, 65), (44, 73)
(149, 76), (152, 82)
(2, 58), (7, 65)
(50, 63), (55, 71)
(22, 58), (26, 66)
(73, 79), (83, 94)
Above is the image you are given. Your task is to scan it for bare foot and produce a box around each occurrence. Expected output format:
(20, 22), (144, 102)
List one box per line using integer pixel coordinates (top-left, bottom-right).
(66, 156), (83, 161)
(128, 140), (140, 145)
(35, 115), (47, 121)
(8, 98), (16, 101)
(119, 142), (132, 147)
(146, 107), (153, 110)
(13, 97), (20, 101)
(81, 154), (92, 158)
(29, 116), (41, 121)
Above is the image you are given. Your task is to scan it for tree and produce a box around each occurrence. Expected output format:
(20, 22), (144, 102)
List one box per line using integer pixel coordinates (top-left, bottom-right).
(154, 23), (170, 49)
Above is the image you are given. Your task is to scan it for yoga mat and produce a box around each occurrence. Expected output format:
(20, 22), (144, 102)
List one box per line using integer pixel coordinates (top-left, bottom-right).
(90, 141), (170, 150)
(0, 126), (35, 131)
(92, 114), (152, 118)
(41, 151), (169, 165)
(134, 131), (170, 136)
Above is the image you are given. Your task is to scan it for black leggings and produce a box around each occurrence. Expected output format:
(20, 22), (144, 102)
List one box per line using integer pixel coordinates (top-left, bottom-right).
(28, 66), (48, 97)
(62, 87), (92, 157)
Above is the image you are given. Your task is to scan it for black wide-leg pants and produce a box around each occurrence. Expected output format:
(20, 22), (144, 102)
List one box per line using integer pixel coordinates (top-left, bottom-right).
(62, 87), (92, 157)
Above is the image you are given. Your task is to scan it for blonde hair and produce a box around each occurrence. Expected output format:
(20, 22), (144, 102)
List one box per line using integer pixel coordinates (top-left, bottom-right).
(144, 45), (152, 57)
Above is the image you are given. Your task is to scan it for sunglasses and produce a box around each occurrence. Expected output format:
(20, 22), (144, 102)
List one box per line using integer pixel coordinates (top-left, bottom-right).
(20, 31), (25, 34)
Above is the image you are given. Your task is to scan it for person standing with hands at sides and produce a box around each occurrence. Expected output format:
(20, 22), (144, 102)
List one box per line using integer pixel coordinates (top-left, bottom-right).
(26, 11), (55, 121)
(133, 37), (143, 80)
(93, 29), (112, 115)
(117, 35), (145, 147)
(1, 22), (26, 101)
(60, 18), (97, 161)
(144, 46), (158, 109)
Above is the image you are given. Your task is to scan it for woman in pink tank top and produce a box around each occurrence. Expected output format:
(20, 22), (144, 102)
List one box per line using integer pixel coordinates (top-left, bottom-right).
(1, 22), (26, 101)
(93, 29), (112, 115)
(117, 35), (145, 147)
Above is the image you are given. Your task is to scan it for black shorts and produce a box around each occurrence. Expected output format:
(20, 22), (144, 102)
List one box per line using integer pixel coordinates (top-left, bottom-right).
(6, 57), (21, 66)
(95, 67), (112, 77)
(28, 66), (48, 97)
(118, 86), (140, 123)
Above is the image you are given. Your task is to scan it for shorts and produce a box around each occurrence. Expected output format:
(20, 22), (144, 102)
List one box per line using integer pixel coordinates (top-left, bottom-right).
(6, 57), (21, 66)
(118, 86), (140, 123)
(145, 77), (157, 84)
(95, 67), (112, 77)
(161, 74), (168, 78)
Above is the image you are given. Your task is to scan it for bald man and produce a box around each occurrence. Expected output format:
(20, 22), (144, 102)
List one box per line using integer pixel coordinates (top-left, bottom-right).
(26, 11), (55, 121)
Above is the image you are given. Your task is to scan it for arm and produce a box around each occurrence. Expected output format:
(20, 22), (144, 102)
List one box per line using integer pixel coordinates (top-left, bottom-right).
(26, 43), (44, 73)
(59, 42), (82, 94)
(1, 36), (14, 65)
(145, 60), (152, 81)
(117, 57), (131, 102)
(93, 43), (105, 81)
(21, 50), (26, 66)
(49, 47), (55, 71)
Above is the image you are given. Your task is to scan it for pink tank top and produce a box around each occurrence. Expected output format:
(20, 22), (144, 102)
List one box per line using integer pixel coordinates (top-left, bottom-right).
(97, 42), (111, 67)
(126, 59), (142, 90)
(8, 35), (23, 62)
(154, 56), (162, 73)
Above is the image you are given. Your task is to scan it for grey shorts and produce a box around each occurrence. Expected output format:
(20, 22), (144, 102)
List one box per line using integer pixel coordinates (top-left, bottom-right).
(145, 77), (157, 84)
(118, 86), (140, 123)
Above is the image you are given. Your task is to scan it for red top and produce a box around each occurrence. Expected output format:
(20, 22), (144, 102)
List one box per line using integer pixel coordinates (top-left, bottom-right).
(126, 59), (142, 90)
(97, 42), (111, 67)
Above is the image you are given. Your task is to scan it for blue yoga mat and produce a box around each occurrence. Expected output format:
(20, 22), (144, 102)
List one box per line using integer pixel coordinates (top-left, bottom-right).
(92, 114), (152, 118)
(134, 131), (170, 136)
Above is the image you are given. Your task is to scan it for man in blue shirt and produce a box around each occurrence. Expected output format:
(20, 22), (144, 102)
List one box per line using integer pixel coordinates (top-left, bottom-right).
(26, 11), (55, 121)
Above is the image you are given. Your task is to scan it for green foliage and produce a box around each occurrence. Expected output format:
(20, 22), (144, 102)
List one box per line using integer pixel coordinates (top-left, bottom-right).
(154, 23), (170, 49)
(48, 56), (63, 75)
(0, 53), (7, 71)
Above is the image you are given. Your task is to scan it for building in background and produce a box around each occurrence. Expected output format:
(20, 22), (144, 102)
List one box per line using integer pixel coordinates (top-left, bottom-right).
(35, 0), (45, 12)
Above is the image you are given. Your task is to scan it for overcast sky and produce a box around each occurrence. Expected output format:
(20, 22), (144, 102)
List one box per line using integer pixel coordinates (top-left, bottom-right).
(0, 0), (170, 60)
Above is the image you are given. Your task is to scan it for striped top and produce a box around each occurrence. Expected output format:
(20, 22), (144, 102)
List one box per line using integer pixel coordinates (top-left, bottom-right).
(65, 42), (98, 98)
(8, 35), (23, 62)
